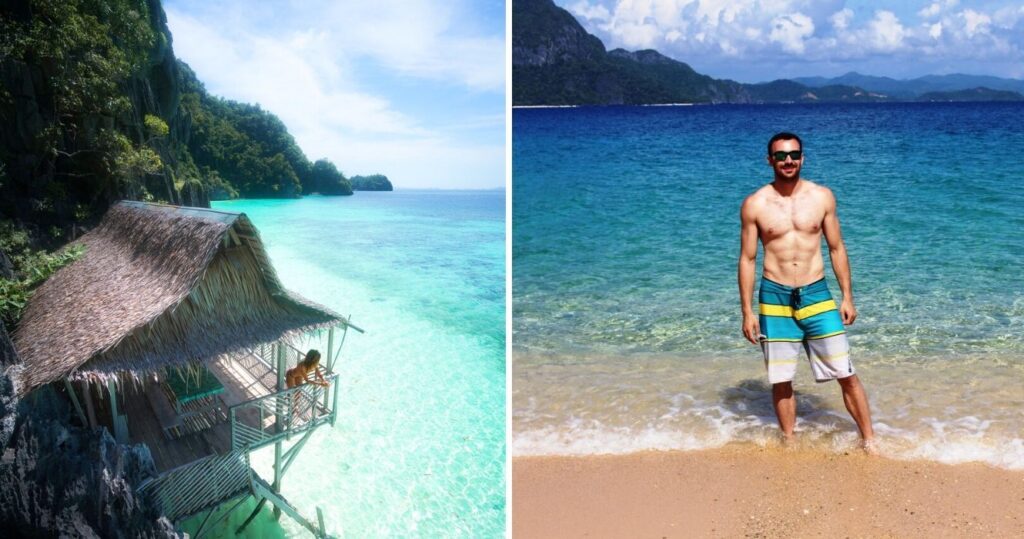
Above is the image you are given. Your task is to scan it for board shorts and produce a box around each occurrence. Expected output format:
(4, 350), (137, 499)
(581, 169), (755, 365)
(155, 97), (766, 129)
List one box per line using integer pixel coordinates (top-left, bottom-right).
(758, 277), (854, 384)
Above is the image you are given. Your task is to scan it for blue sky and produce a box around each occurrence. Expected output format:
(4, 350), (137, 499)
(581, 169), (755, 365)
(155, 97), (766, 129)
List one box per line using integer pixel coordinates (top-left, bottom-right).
(558, 0), (1024, 83)
(165, 0), (505, 189)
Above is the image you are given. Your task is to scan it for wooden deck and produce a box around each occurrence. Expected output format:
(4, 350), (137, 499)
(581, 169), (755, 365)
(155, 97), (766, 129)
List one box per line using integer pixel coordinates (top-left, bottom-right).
(124, 381), (231, 472)
(124, 353), (277, 473)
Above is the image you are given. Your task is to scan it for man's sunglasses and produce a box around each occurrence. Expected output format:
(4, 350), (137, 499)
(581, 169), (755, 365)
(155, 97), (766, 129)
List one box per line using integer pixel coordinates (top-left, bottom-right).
(771, 150), (802, 161)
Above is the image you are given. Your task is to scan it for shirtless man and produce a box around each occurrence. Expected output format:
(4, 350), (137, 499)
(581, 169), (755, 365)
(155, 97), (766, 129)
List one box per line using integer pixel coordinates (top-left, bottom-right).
(738, 132), (875, 450)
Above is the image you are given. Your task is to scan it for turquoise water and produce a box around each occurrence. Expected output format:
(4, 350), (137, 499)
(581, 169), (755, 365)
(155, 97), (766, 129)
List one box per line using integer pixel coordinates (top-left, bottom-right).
(512, 103), (1024, 469)
(196, 191), (505, 537)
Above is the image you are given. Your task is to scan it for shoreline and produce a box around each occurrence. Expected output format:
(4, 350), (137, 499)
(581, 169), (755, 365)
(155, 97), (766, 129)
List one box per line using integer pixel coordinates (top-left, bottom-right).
(512, 444), (1024, 538)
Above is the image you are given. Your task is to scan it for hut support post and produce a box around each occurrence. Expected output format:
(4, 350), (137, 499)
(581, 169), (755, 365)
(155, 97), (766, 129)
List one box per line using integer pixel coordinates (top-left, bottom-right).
(281, 428), (314, 476)
(331, 380), (340, 427)
(323, 327), (335, 410)
(236, 497), (268, 534)
(63, 378), (88, 426)
(326, 327), (335, 371)
(195, 493), (250, 539)
(107, 379), (128, 443)
(273, 343), (286, 520)
(82, 382), (97, 428)
(329, 324), (347, 426)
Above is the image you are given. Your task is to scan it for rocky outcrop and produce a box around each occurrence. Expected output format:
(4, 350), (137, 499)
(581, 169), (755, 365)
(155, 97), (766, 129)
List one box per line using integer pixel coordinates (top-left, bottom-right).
(608, 49), (681, 66)
(0, 324), (16, 368)
(1, 323), (175, 537)
(0, 383), (180, 538)
(0, 249), (12, 280)
(0, 325), (17, 449)
(512, 0), (606, 66)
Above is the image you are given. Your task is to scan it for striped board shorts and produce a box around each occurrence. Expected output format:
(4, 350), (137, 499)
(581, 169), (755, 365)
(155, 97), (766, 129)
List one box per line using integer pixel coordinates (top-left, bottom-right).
(758, 277), (854, 384)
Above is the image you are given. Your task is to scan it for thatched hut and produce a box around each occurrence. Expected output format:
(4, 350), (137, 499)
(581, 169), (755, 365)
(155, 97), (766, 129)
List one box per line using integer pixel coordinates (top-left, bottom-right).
(13, 201), (349, 392)
(9, 201), (358, 536)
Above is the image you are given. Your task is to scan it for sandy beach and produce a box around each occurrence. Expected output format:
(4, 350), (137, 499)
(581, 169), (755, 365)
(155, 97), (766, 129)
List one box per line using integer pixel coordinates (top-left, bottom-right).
(512, 445), (1024, 538)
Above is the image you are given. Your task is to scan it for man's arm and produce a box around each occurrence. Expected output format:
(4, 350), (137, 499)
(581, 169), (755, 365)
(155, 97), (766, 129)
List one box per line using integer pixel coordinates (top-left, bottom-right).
(821, 188), (857, 325)
(738, 196), (760, 344)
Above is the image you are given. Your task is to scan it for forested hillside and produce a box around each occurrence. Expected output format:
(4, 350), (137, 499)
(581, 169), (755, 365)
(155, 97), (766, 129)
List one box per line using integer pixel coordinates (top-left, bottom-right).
(0, 0), (353, 253)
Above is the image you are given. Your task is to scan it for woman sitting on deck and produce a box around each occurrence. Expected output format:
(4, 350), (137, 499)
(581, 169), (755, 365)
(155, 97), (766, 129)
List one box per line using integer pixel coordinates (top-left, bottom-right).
(285, 349), (329, 388)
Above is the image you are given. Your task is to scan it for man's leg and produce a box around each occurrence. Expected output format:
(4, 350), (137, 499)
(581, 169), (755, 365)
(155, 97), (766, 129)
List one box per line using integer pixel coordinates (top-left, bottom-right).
(771, 381), (796, 442)
(837, 374), (875, 443)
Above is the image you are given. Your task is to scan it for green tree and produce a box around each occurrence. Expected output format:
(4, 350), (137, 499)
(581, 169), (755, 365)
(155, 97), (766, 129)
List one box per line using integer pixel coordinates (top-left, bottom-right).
(308, 159), (353, 195)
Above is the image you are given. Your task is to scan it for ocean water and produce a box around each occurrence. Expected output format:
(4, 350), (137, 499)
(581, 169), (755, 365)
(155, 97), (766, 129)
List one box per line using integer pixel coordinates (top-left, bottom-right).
(512, 103), (1024, 469)
(188, 191), (505, 537)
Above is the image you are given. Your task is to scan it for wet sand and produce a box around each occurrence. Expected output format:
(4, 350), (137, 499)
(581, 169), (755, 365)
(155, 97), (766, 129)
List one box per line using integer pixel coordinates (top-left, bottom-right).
(512, 445), (1024, 538)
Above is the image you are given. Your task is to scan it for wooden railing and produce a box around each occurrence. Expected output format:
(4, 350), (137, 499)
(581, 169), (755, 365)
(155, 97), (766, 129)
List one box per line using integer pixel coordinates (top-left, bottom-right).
(140, 450), (330, 537)
(139, 450), (251, 522)
(228, 372), (337, 452)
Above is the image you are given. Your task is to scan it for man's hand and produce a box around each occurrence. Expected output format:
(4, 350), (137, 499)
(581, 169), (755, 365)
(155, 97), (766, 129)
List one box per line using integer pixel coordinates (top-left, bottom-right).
(742, 313), (761, 345)
(840, 299), (857, 325)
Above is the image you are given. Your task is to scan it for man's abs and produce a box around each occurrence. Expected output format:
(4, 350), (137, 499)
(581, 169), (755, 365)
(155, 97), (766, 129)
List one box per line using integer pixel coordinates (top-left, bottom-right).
(761, 233), (826, 286)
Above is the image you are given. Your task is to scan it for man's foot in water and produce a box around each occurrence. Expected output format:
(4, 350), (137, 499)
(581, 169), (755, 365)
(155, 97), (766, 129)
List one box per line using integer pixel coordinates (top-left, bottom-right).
(780, 432), (797, 449)
(861, 438), (879, 455)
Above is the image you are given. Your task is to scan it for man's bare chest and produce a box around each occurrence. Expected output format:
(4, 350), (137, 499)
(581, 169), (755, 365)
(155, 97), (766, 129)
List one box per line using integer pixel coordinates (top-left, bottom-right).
(757, 197), (824, 240)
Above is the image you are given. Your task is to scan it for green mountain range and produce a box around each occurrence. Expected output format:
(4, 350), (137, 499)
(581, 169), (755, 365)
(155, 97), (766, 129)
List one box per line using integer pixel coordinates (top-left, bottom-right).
(512, 0), (1024, 106)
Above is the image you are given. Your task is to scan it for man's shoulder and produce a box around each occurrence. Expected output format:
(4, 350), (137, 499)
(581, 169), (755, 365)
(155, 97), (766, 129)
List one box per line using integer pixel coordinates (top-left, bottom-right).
(743, 184), (773, 204)
(801, 179), (836, 199)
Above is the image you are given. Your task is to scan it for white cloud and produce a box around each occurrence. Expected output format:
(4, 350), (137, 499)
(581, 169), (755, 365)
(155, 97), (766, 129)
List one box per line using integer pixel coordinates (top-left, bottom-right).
(830, 8), (853, 31)
(570, 0), (611, 21)
(961, 9), (992, 37)
(562, 1), (1024, 80)
(769, 13), (814, 54)
(319, 1), (504, 92)
(866, 10), (905, 51)
(615, 21), (662, 48)
(919, 3), (941, 18)
(919, 0), (960, 19)
(991, 5), (1024, 28)
(168, 11), (423, 137)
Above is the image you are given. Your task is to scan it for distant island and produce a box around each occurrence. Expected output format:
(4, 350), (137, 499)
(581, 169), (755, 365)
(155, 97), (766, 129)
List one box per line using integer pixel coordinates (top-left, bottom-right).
(916, 87), (1024, 102)
(513, 0), (1024, 106)
(350, 174), (394, 191)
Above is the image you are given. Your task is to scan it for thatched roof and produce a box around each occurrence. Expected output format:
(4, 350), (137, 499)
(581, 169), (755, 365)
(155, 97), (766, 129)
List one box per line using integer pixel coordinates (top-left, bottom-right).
(12, 201), (352, 393)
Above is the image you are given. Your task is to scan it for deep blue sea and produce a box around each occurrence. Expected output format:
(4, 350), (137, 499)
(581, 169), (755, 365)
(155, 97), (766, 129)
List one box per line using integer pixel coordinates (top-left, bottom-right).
(186, 191), (505, 537)
(512, 103), (1024, 469)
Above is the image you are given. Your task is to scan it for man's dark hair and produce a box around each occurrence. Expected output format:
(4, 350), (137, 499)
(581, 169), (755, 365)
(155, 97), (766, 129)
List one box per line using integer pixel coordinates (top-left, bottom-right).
(767, 132), (802, 155)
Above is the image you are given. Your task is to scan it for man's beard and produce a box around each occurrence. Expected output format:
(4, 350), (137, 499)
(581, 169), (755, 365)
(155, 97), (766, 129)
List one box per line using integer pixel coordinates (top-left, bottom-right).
(775, 165), (800, 182)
